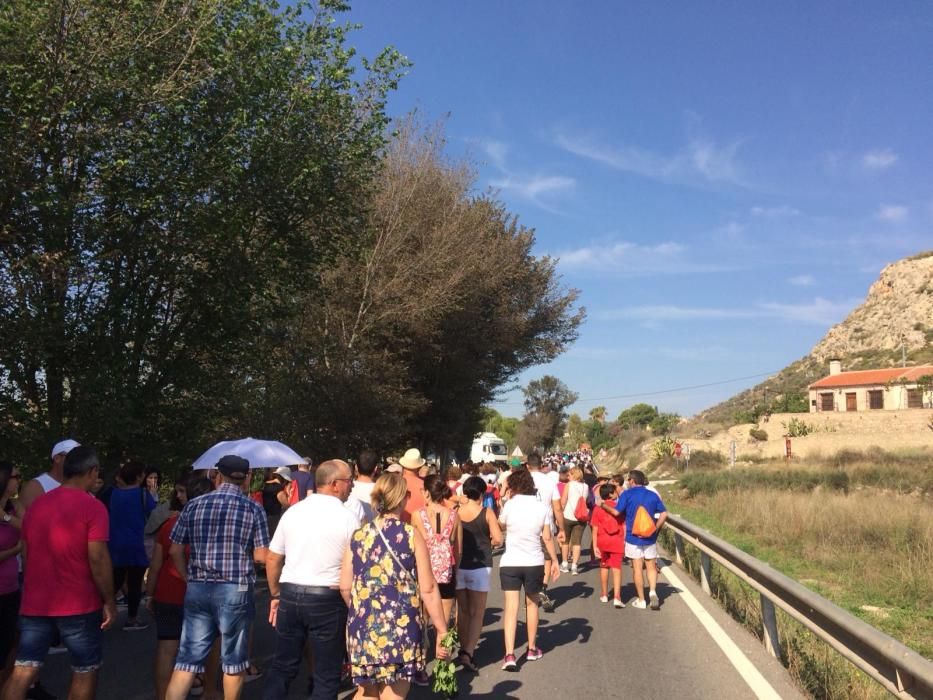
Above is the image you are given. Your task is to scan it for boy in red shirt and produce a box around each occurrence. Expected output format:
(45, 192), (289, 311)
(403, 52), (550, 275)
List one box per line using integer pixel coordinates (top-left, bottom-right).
(590, 482), (626, 608)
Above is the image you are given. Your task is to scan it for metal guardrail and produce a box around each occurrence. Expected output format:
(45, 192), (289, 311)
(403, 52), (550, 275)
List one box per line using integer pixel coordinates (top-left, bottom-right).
(664, 514), (933, 698)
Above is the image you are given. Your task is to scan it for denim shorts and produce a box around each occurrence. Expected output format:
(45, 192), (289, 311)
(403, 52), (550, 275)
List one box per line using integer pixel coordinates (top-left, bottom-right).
(175, 582), (254, 675)
(16, 611), (103, 673)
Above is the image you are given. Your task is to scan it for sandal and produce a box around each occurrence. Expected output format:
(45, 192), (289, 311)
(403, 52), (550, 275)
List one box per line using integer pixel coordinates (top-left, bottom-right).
(190, 675), (205, 697)
(457, 649), (479, 672)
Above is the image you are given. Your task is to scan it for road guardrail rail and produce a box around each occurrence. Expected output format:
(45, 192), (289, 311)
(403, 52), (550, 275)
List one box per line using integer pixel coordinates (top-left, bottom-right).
(665, 514), (933, 698)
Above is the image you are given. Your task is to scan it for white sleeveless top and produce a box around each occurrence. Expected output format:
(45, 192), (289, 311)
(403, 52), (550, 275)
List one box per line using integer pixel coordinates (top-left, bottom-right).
(35, 472), (60, 493)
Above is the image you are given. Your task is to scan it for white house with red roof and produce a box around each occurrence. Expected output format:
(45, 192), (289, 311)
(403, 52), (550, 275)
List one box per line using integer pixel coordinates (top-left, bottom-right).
(808, 360), (933, 412)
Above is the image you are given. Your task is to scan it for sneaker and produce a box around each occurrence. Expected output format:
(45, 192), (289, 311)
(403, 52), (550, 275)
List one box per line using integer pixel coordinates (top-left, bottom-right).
(526, 647), (543, 662)
(571, 563), (579, 575)
(115, 594), (128, 608)
(613, 598), (626, 609)
(500, 654), (518, 671)
(631, 598), (647, 610)
(559, 561), (570, 573)
(123, 619), (149, 632)
(599, 595), (609, 603)
(538, 592), (555, 613)
(649, 590), (660, 610)
(413, 670), (430, 686)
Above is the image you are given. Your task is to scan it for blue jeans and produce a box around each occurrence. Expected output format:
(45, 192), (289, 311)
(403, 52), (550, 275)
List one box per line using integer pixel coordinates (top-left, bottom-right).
(262, 585), (348, 700)
(16, 611), (103, 672)
(175, 582), (254, 675)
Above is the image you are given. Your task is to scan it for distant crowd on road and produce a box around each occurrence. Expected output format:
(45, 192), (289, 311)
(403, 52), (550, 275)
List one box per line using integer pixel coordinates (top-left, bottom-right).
(0, 441), (666, 700)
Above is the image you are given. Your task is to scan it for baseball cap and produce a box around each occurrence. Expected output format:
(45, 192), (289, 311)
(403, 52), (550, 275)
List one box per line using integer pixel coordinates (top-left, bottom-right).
(216, 455), (250, 480)
(273, 466), (293, 481)
(51, 439), (80, 458)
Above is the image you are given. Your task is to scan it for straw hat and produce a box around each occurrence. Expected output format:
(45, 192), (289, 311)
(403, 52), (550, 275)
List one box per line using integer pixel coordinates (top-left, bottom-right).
(398, 448), (426, 471)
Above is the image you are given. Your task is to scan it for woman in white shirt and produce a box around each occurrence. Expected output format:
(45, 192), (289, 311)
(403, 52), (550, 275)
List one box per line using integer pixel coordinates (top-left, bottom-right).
(559, 466), (589, 575)
(497, 469), (560, 671)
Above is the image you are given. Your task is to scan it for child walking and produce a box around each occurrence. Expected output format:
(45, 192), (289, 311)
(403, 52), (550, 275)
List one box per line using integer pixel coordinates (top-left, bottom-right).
(590, 482), (626, 608)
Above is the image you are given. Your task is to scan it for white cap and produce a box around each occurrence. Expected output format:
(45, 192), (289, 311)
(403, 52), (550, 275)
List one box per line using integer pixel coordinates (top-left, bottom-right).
(51, 439), (80, 458)
(273, 466), (293, 482)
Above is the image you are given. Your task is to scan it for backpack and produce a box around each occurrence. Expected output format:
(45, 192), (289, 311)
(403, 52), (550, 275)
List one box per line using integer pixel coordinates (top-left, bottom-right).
(418, 507), (457, 584)
(482, 485), (497, 511)
(631, 505), (657, 539)
(573, 490), (590, 523)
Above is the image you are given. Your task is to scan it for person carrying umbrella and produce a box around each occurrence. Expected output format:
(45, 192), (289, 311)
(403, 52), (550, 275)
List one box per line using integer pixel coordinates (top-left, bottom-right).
(164, 455), (270, 700)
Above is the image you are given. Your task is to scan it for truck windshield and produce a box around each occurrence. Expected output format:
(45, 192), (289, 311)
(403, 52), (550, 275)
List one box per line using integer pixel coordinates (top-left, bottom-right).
(490, 444), (508, 455)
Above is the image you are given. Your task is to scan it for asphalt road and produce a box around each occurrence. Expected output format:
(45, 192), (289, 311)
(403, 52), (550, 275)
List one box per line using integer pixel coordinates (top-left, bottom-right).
(34, 539), (805, 700)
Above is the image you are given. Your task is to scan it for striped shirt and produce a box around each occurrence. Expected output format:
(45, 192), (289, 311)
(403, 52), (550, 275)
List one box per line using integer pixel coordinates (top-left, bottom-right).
(170, 483), (269, 586)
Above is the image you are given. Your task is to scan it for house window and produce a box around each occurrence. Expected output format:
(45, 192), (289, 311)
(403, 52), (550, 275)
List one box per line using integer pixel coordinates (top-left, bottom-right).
(907, 389), (923, 409)
(868, 390), (884, 410)
(820, 393), (834, 411)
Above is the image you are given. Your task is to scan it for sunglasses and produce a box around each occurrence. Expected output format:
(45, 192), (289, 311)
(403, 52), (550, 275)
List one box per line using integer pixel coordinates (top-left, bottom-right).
(333, 477), (354, 484)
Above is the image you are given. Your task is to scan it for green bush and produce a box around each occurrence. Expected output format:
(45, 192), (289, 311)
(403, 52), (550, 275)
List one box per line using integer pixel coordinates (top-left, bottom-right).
(749, 427), (768, 442)
(687, 449), (726, 470)
(679, 469), (850, 497)
(783, 417), (814, 437)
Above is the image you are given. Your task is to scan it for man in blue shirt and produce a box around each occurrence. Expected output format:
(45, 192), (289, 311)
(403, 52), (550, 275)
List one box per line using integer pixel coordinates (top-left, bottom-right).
(165, 455), (270, 700)
(600, 470), (667, 610)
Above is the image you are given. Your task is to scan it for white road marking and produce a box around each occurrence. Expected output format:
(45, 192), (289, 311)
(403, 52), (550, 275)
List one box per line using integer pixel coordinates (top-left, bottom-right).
(661, 564), (785, 700)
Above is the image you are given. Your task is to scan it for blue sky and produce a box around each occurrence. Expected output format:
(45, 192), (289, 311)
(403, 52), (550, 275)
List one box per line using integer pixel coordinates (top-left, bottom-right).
(342, 1), (933, 420)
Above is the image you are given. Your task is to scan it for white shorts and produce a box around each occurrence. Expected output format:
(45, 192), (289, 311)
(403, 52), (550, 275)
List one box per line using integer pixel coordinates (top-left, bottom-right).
(456, 566), (492, 592)
(625, 542), (658, 560)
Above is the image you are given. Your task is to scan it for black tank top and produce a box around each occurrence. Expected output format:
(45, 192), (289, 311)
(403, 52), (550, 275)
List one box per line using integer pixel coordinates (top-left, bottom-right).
(460, 507), (492, 570)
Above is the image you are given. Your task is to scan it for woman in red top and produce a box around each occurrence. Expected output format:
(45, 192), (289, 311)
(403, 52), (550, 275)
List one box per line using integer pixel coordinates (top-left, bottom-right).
(146, 474), (213, 700)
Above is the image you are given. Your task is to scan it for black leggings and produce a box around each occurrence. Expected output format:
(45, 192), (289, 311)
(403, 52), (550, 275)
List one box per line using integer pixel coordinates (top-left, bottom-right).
(113, 566), (146, 619)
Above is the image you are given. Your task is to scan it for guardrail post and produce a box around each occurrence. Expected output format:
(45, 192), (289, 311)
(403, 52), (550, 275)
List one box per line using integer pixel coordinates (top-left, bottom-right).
(673, 533), (685, 566)
(760, 594), (782, 659)
(700, 552), (712, 595)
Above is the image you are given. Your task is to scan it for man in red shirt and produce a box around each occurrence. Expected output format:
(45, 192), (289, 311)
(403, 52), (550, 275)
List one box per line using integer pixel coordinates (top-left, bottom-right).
(3, 446), (117, 700)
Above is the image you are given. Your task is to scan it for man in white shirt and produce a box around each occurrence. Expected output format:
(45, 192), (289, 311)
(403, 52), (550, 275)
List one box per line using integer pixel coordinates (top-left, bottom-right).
(263, 460), (359, 700)
(347, 449), (379, 523)
(19, 439), (79, 509)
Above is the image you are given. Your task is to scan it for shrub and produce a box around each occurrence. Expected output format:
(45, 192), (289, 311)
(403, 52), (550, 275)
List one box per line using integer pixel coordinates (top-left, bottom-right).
(749, 427), (768, 442)
(783, 417), (814, 437)
(687, 449), (726, 470)
(651, 436), (675, 461)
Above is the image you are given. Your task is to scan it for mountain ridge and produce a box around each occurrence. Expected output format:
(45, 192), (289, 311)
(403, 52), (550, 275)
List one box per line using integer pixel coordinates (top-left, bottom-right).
(698, 250), (933, 425)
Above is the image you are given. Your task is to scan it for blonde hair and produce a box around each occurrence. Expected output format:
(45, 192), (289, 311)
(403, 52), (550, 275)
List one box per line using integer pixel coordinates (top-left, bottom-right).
(371, 472), (408, 514)
(569, 466), (584, 481)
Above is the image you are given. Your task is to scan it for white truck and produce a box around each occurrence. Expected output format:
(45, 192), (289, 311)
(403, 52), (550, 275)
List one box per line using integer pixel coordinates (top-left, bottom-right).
(470, 432), (509, 464)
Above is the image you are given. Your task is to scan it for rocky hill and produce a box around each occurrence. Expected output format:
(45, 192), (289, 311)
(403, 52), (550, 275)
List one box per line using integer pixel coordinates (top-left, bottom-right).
(698, 250), (933, 426)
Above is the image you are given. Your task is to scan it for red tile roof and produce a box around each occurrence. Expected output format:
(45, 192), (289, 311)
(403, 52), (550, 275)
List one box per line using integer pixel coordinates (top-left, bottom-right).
(809, 365), (933, 389)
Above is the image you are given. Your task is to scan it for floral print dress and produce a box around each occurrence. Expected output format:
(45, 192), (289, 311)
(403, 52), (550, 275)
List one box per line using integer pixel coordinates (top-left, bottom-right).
(347, 516), (424, 685)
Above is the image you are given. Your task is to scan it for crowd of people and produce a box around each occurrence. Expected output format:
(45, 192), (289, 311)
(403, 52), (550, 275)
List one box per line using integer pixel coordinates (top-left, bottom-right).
(0, 440), (667, 700)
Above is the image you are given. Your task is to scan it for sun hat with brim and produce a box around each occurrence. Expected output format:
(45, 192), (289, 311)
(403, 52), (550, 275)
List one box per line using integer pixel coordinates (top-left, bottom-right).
(398, 448), (426, 470)
(273, 466), (293, 481)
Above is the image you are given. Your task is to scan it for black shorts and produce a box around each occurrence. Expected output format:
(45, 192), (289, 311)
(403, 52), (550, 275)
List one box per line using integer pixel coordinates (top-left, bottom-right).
(154, 601), (184, 641)
(499, 566), (545, 596)
(438, 580), (457, 600)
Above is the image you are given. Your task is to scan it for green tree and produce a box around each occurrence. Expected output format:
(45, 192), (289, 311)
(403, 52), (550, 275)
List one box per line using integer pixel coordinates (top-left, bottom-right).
(0, 0), (405, 466)
(520, 376), (578, 450)
(649, 412), (680, 435)
(617, 403), (659, 430)
(589, 405), (607, 424)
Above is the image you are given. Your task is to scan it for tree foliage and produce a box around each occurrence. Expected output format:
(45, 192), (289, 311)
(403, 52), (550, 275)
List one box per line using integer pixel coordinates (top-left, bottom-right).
(519, 375), (578, 451)
(617, 403), (659, 430)
(0, 3), (583, 469)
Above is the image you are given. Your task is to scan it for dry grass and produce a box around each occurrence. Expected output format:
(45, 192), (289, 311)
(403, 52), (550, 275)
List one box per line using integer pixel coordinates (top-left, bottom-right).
(662, 483), (933, 699)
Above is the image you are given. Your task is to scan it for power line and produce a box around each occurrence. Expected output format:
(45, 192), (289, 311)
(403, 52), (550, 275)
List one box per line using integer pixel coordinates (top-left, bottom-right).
(497, 370), (780, 407)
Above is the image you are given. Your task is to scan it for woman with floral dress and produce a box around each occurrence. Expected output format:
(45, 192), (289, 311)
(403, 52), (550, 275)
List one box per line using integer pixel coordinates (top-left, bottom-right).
(340, 472), (449, 700)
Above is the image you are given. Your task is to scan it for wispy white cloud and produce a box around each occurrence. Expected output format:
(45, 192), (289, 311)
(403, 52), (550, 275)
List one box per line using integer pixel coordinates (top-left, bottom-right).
(877, 204), (908, 223)
(862, 148), (898, 171)
(596, 297), (859, 326)
(553, 130), (746, 188)
(751, 205), (800, 217)
(788, 274), (814, 287)
(477, 137), (575, 212)
(557, 240), (683, 268)
(490, 174), (575, 202)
